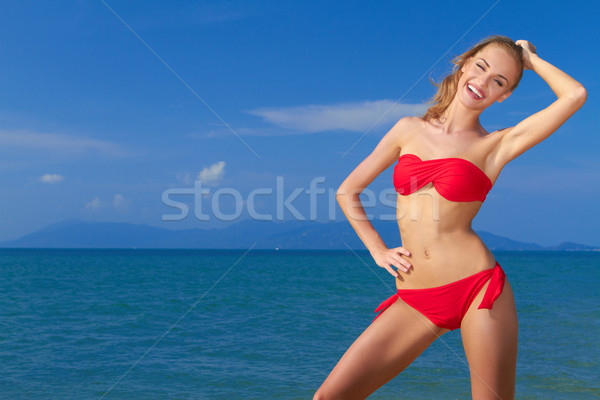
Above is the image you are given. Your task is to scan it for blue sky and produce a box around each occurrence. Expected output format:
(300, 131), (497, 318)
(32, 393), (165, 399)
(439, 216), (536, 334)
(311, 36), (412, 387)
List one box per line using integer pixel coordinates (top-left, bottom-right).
(1, 0), (598, 247)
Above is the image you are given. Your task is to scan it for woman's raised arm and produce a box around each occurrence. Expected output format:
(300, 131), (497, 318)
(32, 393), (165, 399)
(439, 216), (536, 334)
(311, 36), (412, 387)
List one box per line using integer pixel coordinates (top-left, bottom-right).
(492, 40), (587, 166)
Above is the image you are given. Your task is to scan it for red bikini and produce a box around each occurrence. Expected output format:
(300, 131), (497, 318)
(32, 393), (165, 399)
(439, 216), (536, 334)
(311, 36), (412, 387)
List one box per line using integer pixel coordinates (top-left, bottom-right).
(374, 153), (506, 331)
(393, 153), (493, 202)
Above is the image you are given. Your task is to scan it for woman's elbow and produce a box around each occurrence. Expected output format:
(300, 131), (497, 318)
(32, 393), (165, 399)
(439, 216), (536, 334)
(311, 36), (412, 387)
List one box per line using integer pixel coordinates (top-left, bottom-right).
(336, 185), (361, 199)
(569, 85), (587, 107)
(336, 182), (350, 198)
(336, 187), (348, 207)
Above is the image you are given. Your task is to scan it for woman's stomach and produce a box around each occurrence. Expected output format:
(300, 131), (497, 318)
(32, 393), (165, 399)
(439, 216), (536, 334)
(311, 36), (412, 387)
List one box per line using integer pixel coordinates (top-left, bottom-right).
(394, 227), (496, 290)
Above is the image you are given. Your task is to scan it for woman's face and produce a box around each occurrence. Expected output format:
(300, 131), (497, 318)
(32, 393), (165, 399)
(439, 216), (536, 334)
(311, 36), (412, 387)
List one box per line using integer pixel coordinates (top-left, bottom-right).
(458, 44), (520, 109)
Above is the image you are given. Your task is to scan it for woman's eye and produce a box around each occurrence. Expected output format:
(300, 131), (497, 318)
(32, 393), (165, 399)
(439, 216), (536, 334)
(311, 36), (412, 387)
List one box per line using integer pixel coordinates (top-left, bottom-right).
(495, 80), (503, 87)
(477, 64), (484, 70)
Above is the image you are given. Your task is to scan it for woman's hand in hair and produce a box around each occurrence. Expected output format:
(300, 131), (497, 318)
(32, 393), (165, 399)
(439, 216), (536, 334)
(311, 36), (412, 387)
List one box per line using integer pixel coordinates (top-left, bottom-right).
(515, 39), (537, 70)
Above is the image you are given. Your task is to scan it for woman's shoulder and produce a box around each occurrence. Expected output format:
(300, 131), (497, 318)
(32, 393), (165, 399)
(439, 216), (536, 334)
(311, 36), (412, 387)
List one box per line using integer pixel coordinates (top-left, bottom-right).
(398, 116), (426, 127)
(382, 117), (424, 151)
(390, 116), (427, 137)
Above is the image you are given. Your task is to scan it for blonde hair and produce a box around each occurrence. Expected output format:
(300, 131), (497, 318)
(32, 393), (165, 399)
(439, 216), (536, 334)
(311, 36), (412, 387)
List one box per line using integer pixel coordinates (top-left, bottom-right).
(422, 35), (524, 122)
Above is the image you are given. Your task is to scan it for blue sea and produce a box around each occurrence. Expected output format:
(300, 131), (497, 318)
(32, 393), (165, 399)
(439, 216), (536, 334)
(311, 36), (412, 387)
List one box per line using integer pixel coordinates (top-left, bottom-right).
(0, 249), (598, 399)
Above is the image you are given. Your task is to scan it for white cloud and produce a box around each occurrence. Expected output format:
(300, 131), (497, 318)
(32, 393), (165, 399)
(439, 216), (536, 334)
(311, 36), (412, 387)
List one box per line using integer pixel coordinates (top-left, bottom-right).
(0, 129), (129, 156)
(113, 194), (129, 209)
(197, 161), (225, 186)
(85, 197), (102, 210)
(246, 100), (428, 133)
(40, 174), (65, 184)
(186, 127), (286, 138)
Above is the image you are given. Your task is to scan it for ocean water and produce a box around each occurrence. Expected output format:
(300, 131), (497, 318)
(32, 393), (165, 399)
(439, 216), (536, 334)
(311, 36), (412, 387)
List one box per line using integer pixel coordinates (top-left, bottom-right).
(0, 249), (598, 399)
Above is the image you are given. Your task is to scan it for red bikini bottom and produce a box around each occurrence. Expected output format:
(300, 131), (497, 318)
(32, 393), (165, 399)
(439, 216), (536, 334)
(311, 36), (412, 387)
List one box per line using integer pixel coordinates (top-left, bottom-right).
(374, 261), (506, 331)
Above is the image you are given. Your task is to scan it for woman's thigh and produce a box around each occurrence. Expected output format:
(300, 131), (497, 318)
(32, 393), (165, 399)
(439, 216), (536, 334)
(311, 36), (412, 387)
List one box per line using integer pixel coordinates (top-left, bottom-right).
(314, 298), (448, 400)
(461, 279), (518, 400)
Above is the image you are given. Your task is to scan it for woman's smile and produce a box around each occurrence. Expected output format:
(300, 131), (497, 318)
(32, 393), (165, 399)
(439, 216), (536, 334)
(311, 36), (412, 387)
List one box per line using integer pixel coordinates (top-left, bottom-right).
(466, 82), (486, 99)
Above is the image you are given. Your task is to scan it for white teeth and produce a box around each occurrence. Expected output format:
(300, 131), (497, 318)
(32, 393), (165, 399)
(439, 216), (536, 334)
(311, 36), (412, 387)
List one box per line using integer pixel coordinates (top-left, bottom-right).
(467, 84), (483, 99)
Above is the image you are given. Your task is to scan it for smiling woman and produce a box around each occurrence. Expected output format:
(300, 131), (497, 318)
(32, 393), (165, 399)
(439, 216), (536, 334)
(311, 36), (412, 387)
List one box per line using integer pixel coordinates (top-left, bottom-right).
(315, 34), (586, 400)
(423, 35), (524, 123)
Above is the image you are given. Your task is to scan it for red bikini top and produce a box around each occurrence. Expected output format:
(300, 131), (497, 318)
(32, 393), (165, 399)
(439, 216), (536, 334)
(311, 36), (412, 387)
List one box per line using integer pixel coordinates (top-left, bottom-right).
(393, 153), (493, 202)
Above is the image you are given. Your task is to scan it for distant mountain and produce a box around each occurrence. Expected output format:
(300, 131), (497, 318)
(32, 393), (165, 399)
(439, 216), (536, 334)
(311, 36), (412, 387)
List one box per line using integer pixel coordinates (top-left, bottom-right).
(545, 241), (600, 251)
(477, 231), (545, 251)
(1, 219), (598, 251)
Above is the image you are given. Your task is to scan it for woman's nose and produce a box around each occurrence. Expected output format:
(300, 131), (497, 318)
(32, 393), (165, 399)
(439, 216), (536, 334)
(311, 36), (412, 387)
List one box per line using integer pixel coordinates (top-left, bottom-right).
(476, 74), (491, 88)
